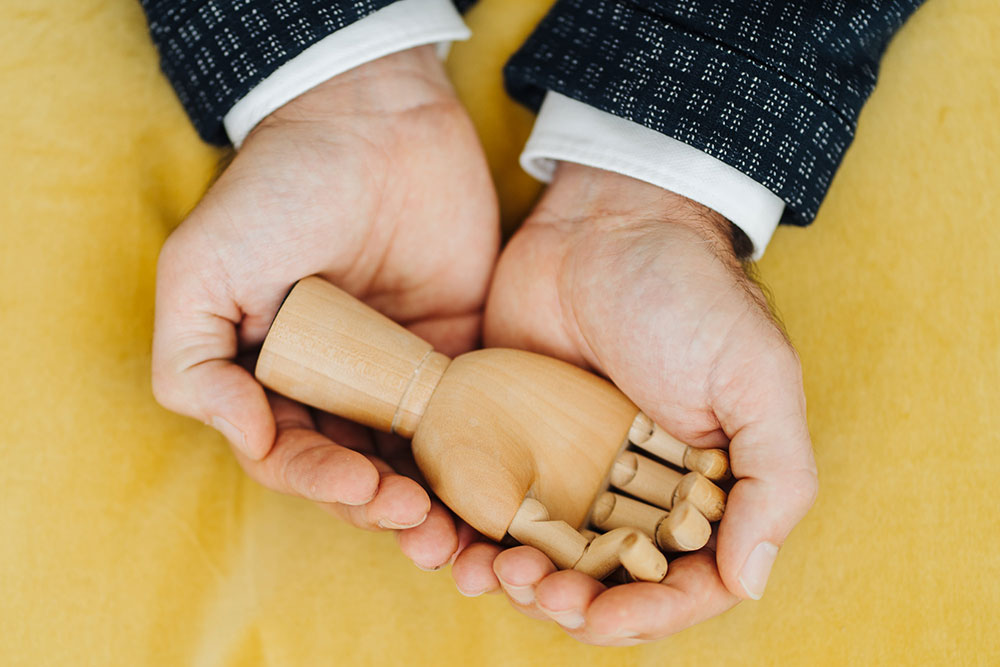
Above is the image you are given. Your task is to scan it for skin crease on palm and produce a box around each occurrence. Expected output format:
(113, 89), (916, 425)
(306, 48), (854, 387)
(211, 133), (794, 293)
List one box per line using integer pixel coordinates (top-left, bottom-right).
(152, 46), (500, 572)
(450, 164), (819, 645)
(152, 45), (818, 647)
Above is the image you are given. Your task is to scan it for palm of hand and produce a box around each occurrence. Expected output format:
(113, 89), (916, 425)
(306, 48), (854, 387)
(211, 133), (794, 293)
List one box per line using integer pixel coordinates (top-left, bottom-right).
(153, 48), (498, 571)
(458, 166), (816, 644)
(168, 78), (498, 355)
(487, 208), (777, 445)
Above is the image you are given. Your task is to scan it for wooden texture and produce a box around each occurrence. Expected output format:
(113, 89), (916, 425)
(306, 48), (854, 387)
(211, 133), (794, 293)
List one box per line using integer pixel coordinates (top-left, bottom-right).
(656, 500), (712, 552)
(673, 473), (728, 522)
(592, 492), (711, 552)
(4, 1), (996, 662)
(609, 451), (683, 509)
(255, 277), (449, 438)
(257, 277), (641, 543)
(415, 349), (638, 540)
(255, 278), (725, 556)
(510, 499), (666, 582)
(629, 413), (731, 481)
(616, 533), (669, 582)
(576, 530), (667, 582)
(507, 498), (587, 570)
(591, 491), (666, 538)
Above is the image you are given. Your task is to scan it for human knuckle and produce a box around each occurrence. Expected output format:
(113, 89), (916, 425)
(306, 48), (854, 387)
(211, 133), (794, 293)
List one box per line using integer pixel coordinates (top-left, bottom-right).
(278, 447), (313, 493)
(156, 231), (185, 272)
(787, 467), (819, 512)
(150, 366), (181, 412)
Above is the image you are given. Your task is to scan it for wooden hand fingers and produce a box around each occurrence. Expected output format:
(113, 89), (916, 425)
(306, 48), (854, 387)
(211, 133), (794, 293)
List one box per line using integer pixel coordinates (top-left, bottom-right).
(591, 492), (711, 552)
(629, 412), (730, 481)
(609, 451), (727, 521)
(506, 414), (731, 585)
(583, 413), (729, 564)
(509, 499), (667, 583)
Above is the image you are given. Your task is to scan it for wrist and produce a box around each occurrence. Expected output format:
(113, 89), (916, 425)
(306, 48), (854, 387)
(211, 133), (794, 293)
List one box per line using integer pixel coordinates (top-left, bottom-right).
(539, 163), (751, 261)
(249, 45), (454, 138)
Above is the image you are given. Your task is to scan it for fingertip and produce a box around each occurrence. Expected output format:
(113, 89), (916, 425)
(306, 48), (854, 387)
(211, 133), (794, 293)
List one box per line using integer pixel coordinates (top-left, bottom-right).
(397, 503), (458, 570)
(452, 521), (485, 565)
(365, 474), (431, 529)
(493, 546), (557, 588)
(187, 362), (274, 460)
(535, 569), (605, 615)
(585, 584), (666, 638)
(241, 407), (276, 461)
(286, 445), (379, 505)
(585, 552), (738, 640)
(152, 243), (274, 460)
(715, 470), (815, 600)
(224, 374), (277, 461)
(218, 414), (275, 462)
(210, 415), (249, 454)
(492, 547), (558, 612)
(715, 478), (764, 598)
(451, 542), (502, 597)
(328, 449), (381, 506)
(735, 541), (779, 601)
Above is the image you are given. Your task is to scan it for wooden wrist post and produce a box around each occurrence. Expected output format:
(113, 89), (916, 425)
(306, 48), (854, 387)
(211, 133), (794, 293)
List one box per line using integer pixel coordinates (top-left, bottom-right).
(255, 276), (449, 437)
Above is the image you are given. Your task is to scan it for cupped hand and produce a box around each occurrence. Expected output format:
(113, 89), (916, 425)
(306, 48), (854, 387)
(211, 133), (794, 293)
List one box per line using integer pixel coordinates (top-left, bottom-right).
(451, 163), (817, 643)
(152, 46), (499, 570)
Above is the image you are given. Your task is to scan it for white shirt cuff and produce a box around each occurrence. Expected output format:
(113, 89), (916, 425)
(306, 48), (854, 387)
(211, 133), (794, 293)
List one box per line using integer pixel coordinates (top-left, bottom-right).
(520, 92), (785, 260)
(223, 0), (470, 148)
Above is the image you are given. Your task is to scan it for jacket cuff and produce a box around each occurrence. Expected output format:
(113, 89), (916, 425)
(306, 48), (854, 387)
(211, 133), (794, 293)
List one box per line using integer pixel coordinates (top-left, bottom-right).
(504, 0), (856, 226)
(224, 0), (470, 147)
(141, 0), (400, 144)
(521, 92), (784, 260)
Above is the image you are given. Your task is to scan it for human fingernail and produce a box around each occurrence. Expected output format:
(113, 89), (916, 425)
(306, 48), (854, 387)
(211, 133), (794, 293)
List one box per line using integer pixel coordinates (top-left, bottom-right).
(499, 582), (535, 605)
(543, 608), (585, 629)
(414, 562), (444, 572)
(341, 489), (378, 507)
(457, 585), (487, 598)
(595, 630), (639, 640)
(378, 516), (426, 530)
(210, 416), (247, 454)
(740, 541), (779, 600)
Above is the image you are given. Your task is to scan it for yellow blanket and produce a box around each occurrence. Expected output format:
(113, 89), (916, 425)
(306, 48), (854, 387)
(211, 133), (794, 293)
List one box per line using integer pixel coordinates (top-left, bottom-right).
(2, 0), (998, 663)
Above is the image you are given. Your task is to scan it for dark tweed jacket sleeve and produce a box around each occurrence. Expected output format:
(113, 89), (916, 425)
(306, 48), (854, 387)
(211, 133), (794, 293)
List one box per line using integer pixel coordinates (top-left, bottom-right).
(139, 0), (474, 145)
(504, 0), (926, 226)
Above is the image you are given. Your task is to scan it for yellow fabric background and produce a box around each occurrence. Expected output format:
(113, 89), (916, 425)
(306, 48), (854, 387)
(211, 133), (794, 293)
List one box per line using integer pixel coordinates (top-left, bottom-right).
(1, 0), (997, 664)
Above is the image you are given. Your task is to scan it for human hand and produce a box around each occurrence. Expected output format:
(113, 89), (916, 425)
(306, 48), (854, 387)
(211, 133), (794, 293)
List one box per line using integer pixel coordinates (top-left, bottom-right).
(451, 163), (817, 643)
(152, 46), (499, 569)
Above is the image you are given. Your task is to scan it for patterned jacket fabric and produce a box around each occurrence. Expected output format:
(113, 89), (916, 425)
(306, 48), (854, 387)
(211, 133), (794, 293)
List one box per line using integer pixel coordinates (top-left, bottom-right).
(139, 0), (400, 144)
(504, 0), (925, 225)
(140, 0), (477, 145)
(140, 0), (924, 226)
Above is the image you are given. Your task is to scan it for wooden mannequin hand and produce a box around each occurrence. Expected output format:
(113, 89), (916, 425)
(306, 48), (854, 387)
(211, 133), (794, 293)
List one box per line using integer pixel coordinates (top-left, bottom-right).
(452, 164), (817, 644)
(152, 46), (499, 570)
